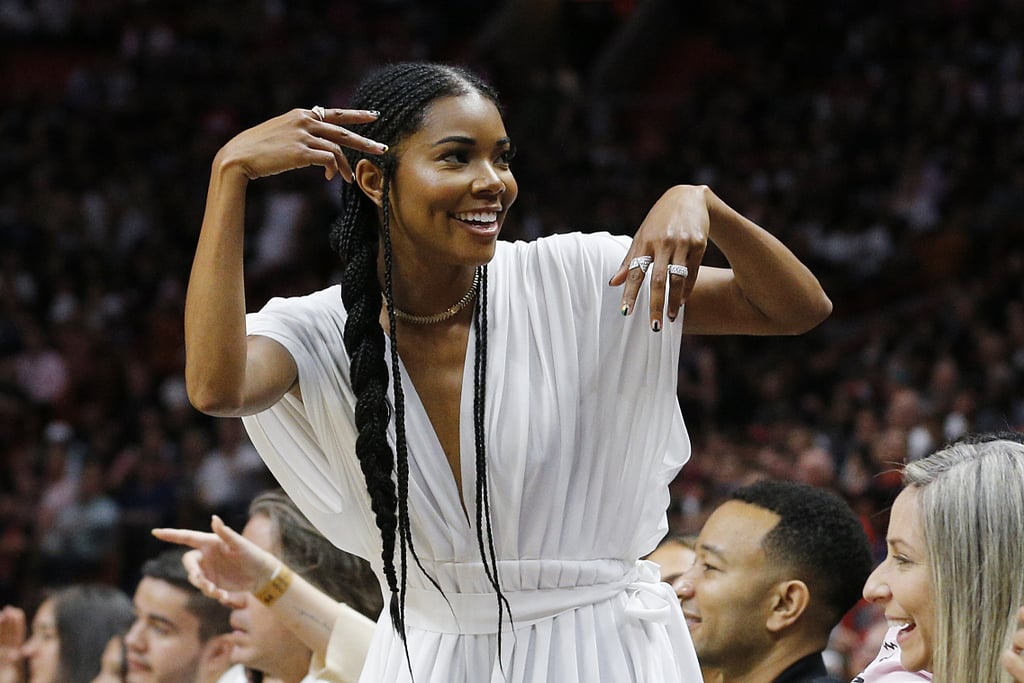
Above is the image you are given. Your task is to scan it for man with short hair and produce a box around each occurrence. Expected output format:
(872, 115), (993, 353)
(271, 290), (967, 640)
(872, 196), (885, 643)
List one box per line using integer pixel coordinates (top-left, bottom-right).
(223, 490), (382, 683)
(678, 479), (873, 683)
(125, 548), (234, 683)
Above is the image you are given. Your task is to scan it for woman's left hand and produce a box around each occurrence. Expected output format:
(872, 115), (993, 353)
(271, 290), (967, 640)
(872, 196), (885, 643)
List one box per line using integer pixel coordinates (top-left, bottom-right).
(609, 185), (708, 331)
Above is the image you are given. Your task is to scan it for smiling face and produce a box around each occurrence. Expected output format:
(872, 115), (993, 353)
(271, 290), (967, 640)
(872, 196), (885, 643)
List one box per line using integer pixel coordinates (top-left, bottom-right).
(380, 92), (518, 276)
(22, 598), (59, 683)
(228, 514), (309, 680)
(862, 486), (935, 673)
(680, 501), (783, 673)
(647, 538), (697, 607)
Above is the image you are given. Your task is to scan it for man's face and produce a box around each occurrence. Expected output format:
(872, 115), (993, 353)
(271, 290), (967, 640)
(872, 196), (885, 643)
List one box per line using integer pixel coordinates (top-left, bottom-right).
(228, 514), (309, 678)
(680, 501), (782, 672)
(647, 539), (696, 606)
(124, 578), (203, 683)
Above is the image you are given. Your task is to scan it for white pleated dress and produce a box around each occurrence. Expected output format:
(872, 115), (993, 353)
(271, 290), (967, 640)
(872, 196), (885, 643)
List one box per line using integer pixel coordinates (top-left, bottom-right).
(241, 232), (703, 682)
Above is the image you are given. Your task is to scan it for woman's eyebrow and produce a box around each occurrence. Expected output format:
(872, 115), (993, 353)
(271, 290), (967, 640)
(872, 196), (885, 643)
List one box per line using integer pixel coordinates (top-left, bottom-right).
(431, 135), (512, 147)
(432, 135), (475, 147)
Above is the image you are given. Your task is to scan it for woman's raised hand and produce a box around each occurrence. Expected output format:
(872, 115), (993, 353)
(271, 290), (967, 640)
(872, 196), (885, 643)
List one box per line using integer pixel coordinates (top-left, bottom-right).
(216, 108), (387, 183)
(610, 185), (708, 331)
(0, 606), (25, 683)
(152, 515), (278, 609)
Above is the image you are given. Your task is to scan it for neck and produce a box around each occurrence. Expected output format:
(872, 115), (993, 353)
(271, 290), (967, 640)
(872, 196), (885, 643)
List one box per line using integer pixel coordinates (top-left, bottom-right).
(718, 646), (822, 683)
(388, 266), (480, 325)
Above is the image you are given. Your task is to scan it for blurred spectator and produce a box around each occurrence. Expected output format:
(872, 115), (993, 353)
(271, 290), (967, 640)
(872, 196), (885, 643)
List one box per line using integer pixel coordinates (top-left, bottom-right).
(1, 584), (134, 683)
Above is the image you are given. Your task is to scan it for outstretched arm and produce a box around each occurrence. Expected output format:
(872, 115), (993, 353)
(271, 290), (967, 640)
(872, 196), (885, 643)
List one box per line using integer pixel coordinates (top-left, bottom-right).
(185, 108), (386, 417)
(611, 185), (832, 335)
(153, 517), (353, 657)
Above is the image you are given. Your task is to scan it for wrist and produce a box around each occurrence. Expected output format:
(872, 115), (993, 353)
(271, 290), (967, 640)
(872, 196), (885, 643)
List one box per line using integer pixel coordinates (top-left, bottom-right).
(212, 148), (253, 185)
(252, 563), (294, 606)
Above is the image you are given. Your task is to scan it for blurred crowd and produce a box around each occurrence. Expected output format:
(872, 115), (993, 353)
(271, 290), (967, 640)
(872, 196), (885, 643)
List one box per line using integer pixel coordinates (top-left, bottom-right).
(1, 0), (1023, 676)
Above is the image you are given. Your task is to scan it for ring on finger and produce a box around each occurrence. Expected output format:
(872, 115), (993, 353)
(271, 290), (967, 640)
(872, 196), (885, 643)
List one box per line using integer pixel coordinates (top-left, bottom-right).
(311, 105), (327, 121)
(667, 264), (689, 278)
(629, 256), (653, 273)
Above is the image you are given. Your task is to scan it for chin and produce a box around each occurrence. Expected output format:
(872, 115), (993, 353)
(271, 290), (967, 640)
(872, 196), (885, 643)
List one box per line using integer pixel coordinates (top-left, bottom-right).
(899, 647), (931, 674)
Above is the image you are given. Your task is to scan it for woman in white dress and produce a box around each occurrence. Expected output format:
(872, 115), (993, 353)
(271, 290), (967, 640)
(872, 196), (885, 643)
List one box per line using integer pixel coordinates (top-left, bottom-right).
(180, 61), (832, 682)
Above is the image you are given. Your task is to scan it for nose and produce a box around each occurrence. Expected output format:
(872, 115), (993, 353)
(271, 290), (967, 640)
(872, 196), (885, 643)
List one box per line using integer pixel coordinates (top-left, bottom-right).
(124, 619), (145, 652)
(674, 578), (696, 600)
(471, 163), (506, 195)
(862, 564), (890, 604)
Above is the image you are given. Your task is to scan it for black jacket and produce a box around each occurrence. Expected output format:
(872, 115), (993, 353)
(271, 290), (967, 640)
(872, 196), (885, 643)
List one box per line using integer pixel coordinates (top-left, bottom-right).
(772, 652), (841, 683)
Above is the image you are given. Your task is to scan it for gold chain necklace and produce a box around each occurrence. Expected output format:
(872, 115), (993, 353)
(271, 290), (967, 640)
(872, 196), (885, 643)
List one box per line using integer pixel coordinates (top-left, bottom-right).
(392, 268), (481, 325)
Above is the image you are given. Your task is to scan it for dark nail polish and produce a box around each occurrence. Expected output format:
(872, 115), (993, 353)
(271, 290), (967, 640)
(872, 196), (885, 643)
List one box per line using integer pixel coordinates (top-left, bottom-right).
(621, 304), (629, 316)
(652, 320), (661, 332)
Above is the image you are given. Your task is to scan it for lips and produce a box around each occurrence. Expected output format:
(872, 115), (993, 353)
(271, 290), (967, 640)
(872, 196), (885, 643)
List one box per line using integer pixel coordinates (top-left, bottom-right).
(683, 611), (702, 630)
(126, 657), (149, 673)
(451, 209), (502, 236)
(891, 619), (916, 645)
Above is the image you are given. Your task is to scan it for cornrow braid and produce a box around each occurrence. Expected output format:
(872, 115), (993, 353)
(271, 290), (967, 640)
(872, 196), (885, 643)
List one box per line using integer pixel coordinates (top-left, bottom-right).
(472, 268), (513, 655)
(327, 62), (511, 649)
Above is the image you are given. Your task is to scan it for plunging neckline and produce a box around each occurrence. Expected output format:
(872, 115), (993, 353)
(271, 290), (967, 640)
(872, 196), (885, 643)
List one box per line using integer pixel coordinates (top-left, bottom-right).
(383, 321), (478, 530)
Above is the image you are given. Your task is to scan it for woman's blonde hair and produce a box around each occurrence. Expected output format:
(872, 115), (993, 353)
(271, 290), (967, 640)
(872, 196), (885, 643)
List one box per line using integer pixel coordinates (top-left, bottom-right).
(904, 434), (1024, 682)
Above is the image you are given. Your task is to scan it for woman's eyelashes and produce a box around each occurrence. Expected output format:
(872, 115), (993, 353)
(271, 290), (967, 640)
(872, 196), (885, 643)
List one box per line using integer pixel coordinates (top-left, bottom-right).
(437, 145), (515, 168)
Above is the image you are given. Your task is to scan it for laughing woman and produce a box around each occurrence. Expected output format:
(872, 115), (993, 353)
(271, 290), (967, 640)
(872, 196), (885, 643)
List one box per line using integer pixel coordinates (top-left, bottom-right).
(861, 434), (1024, 683)
(182, 60), (831, 682)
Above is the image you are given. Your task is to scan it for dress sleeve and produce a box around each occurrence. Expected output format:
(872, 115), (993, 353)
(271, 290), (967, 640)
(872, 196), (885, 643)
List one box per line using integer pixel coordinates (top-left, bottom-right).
(306, 604), (378, 683)
(240, 286), (360, 518)
(512, 232), (689, 557)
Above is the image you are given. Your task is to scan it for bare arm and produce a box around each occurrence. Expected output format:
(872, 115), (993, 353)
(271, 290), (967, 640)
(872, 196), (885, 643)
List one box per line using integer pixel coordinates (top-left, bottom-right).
(611, 185), (832, 335)
(153, 518), (364, 660)
(184, 108), (385, 416)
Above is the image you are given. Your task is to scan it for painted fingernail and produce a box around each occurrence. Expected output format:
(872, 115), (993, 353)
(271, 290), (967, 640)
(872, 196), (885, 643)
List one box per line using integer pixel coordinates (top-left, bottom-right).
(379, 143), (389, 152)
(652, 320), (661, 332)
(621, 304), (629, 316)
(668, 313), (677, 323)
(369, 110), (381, 116)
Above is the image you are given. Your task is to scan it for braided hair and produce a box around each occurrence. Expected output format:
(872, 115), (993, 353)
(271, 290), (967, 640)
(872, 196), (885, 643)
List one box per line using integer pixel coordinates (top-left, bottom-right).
(327, 62), (509, 642)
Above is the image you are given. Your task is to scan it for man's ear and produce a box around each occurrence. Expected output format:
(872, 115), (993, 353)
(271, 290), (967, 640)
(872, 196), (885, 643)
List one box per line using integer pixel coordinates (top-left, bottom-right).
(354, 158), (385, 208)
(200, 632), (236, 670)
(765, 579), (810, 633)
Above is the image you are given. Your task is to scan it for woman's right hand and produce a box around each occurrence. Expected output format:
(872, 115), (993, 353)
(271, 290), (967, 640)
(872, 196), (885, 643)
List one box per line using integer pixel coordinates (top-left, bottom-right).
(0, 606), (25, 683)
(216, 108), (387, 183)
(152, 515), (279, 609)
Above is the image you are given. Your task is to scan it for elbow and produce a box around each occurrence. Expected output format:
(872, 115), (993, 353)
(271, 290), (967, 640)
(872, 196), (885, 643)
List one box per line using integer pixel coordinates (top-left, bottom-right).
(186, 375), (244, 418)
(787, 292), (833, 334)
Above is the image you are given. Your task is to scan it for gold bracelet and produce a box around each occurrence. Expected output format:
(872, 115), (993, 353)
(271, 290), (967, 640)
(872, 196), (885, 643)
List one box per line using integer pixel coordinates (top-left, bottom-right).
(253, 564), (294, 606)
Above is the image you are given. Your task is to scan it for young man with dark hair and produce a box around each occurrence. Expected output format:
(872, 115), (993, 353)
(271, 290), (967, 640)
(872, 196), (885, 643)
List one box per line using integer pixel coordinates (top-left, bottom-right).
(125, 548), (234, 683)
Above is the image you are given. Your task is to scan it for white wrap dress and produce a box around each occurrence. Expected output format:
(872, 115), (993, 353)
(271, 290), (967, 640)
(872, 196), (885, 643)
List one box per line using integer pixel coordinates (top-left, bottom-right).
(241, 232), (702, 682)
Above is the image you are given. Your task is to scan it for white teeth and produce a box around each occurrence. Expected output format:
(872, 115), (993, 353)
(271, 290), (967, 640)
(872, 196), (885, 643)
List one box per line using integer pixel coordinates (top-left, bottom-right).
(887, 619), (914, 630)
(455, 211), (498, 223)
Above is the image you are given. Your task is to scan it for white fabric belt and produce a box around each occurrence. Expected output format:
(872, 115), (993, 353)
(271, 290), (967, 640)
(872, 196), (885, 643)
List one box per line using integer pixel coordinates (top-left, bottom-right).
(402, 559), (678, 635)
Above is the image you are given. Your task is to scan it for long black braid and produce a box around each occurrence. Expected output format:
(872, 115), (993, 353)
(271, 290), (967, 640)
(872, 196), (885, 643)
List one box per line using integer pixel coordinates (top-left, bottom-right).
(327, 62), (510, 646)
